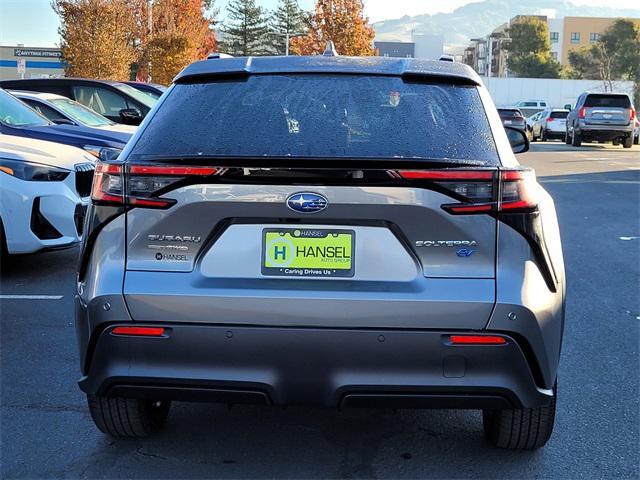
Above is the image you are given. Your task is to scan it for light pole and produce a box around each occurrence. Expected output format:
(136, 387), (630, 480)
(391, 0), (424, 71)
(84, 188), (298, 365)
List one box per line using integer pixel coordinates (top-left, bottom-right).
(274, 32), (305, 56)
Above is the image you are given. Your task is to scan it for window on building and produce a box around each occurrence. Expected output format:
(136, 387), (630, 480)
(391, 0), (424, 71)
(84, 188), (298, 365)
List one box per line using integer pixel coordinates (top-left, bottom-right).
(550, 32), (559, 43)
(589, 32), (600, 42)
(551, 51), (558, 60)
(571, 32), (580, 44)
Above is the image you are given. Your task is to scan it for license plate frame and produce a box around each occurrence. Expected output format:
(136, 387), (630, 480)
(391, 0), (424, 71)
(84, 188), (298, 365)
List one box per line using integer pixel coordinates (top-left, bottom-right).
(261, 228), (355, 278)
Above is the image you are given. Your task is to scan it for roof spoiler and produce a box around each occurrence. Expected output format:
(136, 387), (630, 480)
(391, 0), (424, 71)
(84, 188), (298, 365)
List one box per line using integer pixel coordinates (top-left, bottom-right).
(207, 52), (234, 60)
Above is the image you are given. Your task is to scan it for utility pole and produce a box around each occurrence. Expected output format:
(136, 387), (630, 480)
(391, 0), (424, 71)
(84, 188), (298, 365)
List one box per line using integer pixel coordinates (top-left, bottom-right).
(147, 0), (153, 81)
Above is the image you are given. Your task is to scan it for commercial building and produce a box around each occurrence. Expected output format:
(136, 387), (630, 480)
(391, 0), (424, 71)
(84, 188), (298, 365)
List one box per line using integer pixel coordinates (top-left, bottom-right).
(375, 32), (444, 60)
(374, 41), (414, 58)
(0, 45), (64, 80)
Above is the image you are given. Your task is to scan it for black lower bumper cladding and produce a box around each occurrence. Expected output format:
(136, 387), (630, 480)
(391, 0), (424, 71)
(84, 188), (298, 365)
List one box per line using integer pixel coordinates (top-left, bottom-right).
(79, 323), (552, 410)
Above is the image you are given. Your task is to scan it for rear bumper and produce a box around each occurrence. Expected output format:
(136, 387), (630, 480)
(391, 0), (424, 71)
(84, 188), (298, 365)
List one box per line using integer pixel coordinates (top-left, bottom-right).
(543, 128), (565, 137)
(577, 125), (633, 139)
(78, 323), (553, 410)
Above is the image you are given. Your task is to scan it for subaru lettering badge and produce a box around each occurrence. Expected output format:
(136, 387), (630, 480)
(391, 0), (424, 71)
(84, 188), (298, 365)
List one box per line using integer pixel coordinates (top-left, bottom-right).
(286, 192), (328, 213)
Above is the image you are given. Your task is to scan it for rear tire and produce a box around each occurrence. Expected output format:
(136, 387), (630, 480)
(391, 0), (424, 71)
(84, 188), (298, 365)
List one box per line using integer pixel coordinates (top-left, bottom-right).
(571, 130), (582, 147)
(483, 384), (557, 450)
(564, 130), (571, 144)
(623, 135), (633, 148)
(87, 395), (171, 437)
(634, 135), (639, 145)
(540, 129), (546, 142)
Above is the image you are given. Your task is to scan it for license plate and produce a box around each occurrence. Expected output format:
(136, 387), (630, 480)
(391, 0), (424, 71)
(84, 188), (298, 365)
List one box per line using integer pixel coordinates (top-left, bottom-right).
(504, 120), (512, 125)
(262, 228), (354, 277)
(603, 114), (612, 119)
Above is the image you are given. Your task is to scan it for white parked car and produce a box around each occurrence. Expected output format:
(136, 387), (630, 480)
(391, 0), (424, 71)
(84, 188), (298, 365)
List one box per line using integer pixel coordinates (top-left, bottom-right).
(0, 134), (95, 255)
(531, 109), (570, 141)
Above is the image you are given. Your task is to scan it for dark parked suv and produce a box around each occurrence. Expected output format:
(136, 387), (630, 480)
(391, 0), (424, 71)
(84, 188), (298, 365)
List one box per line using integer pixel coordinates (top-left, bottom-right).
(0, 78), (156, 125)
(566, 92), (635, 147)
(77, 54), (565, 449)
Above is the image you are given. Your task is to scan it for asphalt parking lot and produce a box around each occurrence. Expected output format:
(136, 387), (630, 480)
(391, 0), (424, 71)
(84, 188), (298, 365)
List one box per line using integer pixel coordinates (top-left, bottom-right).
(1, 141), (639, 479)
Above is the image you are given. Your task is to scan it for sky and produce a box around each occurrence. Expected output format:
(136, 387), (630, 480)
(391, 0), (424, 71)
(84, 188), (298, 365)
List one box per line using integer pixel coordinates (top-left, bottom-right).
(0, 0), (638, 48)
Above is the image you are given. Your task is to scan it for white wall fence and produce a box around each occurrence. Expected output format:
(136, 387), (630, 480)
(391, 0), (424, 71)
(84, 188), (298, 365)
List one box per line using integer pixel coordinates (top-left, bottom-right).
(482, 77), (635, 109)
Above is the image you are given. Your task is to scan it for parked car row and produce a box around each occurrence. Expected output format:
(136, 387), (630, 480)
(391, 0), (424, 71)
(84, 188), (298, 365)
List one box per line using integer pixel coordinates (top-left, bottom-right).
(0, 78), (164, 255)
(509, 92), (636, 148)
(0, 78), (159, 125)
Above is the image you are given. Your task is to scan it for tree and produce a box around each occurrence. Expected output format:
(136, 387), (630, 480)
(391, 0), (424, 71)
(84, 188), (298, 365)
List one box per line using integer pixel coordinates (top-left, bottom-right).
(54, 0), (215, 84)
(142, 0), (216, 84)
(504, 17), (562, 78)
(53, 0), (137, 80)
(290, 0), (375, 56)
(269, 0), (306, 55)
(568, 19), (640, 102)
(221, 0), (270, 56)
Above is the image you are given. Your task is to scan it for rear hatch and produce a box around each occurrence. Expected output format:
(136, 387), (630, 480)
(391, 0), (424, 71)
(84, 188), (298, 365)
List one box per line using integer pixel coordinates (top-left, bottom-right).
(584, 94), (632, 126)
(116, 73), (505, 330)
(546, 110), (568, 132)
(498, 109), (526, 129)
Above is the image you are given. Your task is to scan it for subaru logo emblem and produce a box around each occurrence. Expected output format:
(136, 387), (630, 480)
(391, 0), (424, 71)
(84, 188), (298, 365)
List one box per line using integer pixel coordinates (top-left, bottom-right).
(286, 192), (328, 213)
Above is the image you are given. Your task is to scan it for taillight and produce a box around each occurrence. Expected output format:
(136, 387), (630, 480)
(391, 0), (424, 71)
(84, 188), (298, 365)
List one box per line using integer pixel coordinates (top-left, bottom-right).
(449, 335), (506, 345)
(499, 169), (538, 211)
(91, 162), (124, 204)
(91, 162), (222, 208)
(630, 108), (636, 121)
(395, 168), (538, 214)
(546, 117), (554, 122)
(578, 107), (586, 118)
(111, 326), (166, 337)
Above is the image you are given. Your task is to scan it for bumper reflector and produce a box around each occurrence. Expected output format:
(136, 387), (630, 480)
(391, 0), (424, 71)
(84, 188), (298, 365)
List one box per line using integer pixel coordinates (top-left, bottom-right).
(111, 326), (166, 337)
(449, 335), (506, 345)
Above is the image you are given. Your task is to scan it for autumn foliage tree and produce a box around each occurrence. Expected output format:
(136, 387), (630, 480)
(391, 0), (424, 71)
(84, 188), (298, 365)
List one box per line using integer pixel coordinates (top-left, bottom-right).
(290, 0), (374, 56)
(141, 0), (216, 84)
(53, 0), (215, 84)
(53, 0), (137, 80)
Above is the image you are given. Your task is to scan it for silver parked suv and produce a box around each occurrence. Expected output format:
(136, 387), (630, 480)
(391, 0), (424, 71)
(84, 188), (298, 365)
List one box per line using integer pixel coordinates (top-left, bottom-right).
(566, 91), (635, 147)
(76, 54), (566, 449)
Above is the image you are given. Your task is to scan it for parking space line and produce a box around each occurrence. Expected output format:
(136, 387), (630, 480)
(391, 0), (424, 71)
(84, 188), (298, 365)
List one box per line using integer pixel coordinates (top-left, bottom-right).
(0, 295), (63, 300)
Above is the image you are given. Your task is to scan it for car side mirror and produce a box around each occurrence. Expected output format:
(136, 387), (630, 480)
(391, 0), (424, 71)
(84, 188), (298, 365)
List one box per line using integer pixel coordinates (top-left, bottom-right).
(564, 104), (572, 110)
(52, 118), (75, 125)
(119, 108), (143, 125)
(504, 126), (529, 154)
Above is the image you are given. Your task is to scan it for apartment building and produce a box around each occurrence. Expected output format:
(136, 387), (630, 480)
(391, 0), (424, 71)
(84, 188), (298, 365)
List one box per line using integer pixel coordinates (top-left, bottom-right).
(464, 15), (640, 77)
(557, 17), (640, 64)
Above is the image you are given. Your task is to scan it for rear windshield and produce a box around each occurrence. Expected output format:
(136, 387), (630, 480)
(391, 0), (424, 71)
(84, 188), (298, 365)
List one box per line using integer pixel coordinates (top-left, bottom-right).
(549, 111), (568, 118)
(584, 94), (631, 108)
(131, 75), (499, 164)
(498, 109), (522, 118)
